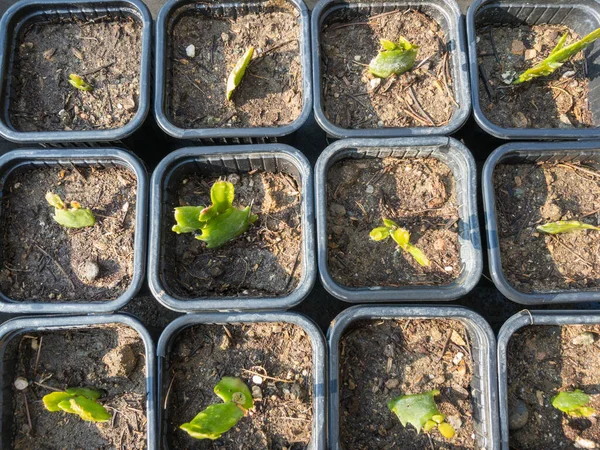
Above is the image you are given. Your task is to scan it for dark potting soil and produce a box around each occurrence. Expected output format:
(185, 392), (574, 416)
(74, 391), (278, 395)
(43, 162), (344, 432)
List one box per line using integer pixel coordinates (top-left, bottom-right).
(477, 24), (593, 129)
(326, 157), (460, 288)
(164, 322), (314, 449)
(167, 2), (303, 129)
(11, 324), (147, 449)
(339, 319), (475, 449)
(10, 16), (142, 132)
(494, 162), (600, 293)
(0, 166), (137, 302)
(163, 171), (302, 298)
(507, 325), (600, 449)
(320, 9), (456, 129)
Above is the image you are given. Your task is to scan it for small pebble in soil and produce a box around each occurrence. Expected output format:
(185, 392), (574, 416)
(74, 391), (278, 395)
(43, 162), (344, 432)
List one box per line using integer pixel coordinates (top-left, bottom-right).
(252, 375), (263, 385)
(219, 334), (231, 350)
(82, 260), (100, 282)
(508, 398), (529, 430)
(14, 377), (29, 390)
(572, 331), (596, 346)
(385, 379), (399, 389)
(102, 344), (137, 378)
(227, 173), (241, 185)
(453, 352), (464, 365)
(185, 44), (195, 58)
(354, 55), (361, 61)
(575, 438), (598, 449)
(252, 385), (263, 400)
(329, 203), (346, 217)
(365, 185), (374, 194)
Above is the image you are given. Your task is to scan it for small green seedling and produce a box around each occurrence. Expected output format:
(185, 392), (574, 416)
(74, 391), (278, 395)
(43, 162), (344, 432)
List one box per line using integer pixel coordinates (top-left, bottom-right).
(388, 390), (455, 439)
(46, 192), (95, 228)
(537, 220), (600, 235)
(514, 27), (600, 84)
(370, 218), (430, 266)
(552, 390), (596, 417)
(226, 47), (254, 101)
(180, 377), (254, 440)
(172, 180), (257, 248)
(369, 37), (418, 79)
(42, 387), (110, 422)
(68, 73), (93, 91)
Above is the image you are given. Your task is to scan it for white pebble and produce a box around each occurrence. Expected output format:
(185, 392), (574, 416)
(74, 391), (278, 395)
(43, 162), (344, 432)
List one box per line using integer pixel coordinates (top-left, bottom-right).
(453, 352), (464, 365)
(445, 266), (453, 272)
(575, 438), (597, 449)
(186, 44), (196, 58)
(354, 55), (362, 61)
(14, 377), (29, 390)
(365, 185), (374, 194)
(252, 375), (263, 385)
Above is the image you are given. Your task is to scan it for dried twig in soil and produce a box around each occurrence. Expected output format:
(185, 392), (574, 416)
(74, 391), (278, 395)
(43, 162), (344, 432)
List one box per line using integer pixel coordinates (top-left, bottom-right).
(552, 236), (594, 269)
(242, 368), (293, 383)
(558, 162), (600, 179)
(34, 244), (74, 289)
(409, 86), (435, 126)
(34, 336), (43, 377)
(164, 373), (176, 410)
(81, 60), (115, 77)
(23, 392), (33, 433)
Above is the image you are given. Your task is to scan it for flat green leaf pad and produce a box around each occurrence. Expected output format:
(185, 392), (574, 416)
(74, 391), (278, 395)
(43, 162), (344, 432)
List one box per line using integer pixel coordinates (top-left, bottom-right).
(43, 392), (74, 412)
(67, 396), (111, 422)
(226, 47), (254, 100)
(53, 208), (96, 228)
(173, 206), (204, 234)
(214, 377), (254, 410)
(537, 220), (600, 234)
(369, 36), (418, 78)
(180, 402), (245, 440)
(65, 387), (103, 400)
(388, 389), (441, 433)
(552, 390), (596, 417)
(196, 206), (254, 249)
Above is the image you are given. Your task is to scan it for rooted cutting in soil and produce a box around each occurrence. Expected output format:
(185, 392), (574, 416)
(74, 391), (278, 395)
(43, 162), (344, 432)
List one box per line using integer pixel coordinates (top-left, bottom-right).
(163, 171), (302, 298)
(9, 16), (142, 132)
(327, 157), (460, 288)
(494, 162), (600, 293)
(477, 24), (593, 129)
(320, 9), (456, 129)
(339, 319), (475, 449)
(10, 324), (147, 449)
(164, 322), (313, 449)
(507, 325), (600, 449)
(0, 165), (137, 302)
(167, 2), (303, 129)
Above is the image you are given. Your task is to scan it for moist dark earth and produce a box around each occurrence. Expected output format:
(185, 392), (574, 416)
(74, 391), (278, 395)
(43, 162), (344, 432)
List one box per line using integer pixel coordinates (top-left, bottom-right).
(168, 1), (303, 129)
(339, 319), (476, 449)
(0, 166), (137, 302)
(507, 325), (600, 449)
(11, 324), (147, 449)
(321, 8), (457, 129)
(163, 171), (302, 298)
(477, 24), (593, 129)
(494, 162), (600, 293)
(10, 16), (142, 132)
(327, 157), (461, 288)
(163, 322), (313, 449)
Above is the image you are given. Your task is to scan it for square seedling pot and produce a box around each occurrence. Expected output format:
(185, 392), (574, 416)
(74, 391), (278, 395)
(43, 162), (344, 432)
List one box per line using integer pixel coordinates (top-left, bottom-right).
(154, 0), (312, 142)
(315, 137), (482, 302)
(0, 148), (148, 314)
(157, 312), (326, 449)
(497, 310), (600, 450)
(0, 0), (152, 144)
(311, 0), (470, 138)
(467, 0), (600, 140)
(328, 305), (500, 450)
(148, 144), (315, 312)
(0, 314), (157, 449)
(483, 141), (600, 304)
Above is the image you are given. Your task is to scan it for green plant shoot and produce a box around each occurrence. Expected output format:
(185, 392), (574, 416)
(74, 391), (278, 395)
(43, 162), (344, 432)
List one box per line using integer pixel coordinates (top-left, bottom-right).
(226, 47), (254, 101)
(46, 192), (95, 228)
(171, 180), (257, 248)
(388, 390), (455, 439)
(537, 220), (600, 235)
(68, 73), (93, 91)
(370, 218), (430, 266)
(369, 37), (418, 79)
(514, 27), (600, 84)
(42, 387), (110, 422)
(180, 377), (254, 440)
(552, 390), (596, 417)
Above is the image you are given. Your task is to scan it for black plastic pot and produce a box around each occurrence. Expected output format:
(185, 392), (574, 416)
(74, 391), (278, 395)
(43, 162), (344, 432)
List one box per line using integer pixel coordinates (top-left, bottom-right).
(467, 0), (600, 140)
(328, 305), (500, 450)
(497, 310), (600, 450)
(0, 314), (157, 450)
(483, 141), (600, 304)
(157, 312), (326, 449)
(0, 148), (148, 314)
(315, 137), (482, 302)
(0, 0), (152, 144)
(311, 0), (471, 138)
(148, 144), (315, 312)
(154, 0), (312, 142)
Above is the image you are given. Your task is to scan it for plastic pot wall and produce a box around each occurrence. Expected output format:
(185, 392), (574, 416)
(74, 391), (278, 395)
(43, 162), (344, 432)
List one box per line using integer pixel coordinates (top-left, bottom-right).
(497, 310), (600, 450)
(327, 305), (500, 450)
(154, 0), (312, 142)
(467, 0), (600, 140)
(0, 148), (148, 314)
(482, 141), (600, 304)
(311, 0), (471, 138)
(315, 137), (482, 302)
(148, 144), (315, 312)
(0, 0), (152, 144)
(156, 312), (326, 450)
(0, 314), (157, 450)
